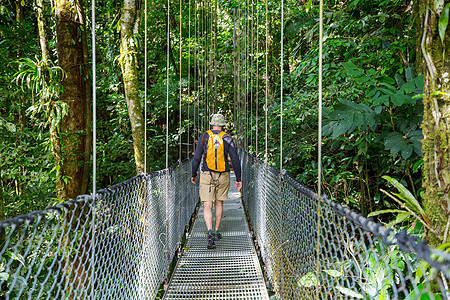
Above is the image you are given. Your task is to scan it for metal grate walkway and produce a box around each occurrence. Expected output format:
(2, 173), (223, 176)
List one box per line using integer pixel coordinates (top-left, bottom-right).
(163, 173), (269, 299)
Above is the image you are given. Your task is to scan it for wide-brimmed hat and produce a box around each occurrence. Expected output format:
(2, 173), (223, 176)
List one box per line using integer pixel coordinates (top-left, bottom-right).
(210, 114), (227, 126)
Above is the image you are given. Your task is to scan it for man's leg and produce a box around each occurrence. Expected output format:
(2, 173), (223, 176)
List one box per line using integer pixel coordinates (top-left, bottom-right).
(214, 200), (223, 231)
(203, 201), (213, 230)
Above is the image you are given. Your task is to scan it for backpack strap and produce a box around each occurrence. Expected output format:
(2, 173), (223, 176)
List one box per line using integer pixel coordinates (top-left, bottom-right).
(208, 170), (222, 194)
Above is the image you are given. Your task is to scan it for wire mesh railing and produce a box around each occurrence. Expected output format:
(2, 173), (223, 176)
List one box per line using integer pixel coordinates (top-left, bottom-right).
(0, 157), (198, 300)
(239, 149), (450, 299)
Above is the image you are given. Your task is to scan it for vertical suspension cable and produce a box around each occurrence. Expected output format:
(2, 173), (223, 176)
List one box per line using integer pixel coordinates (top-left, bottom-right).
(202, 0), (206, 128)
(318, 0), (323, 198)
(264, 0), (268, 162)
(248, 0), (252, 151)
(245, 0), (248, 149)
(250, 0), (254, 152)
(214, 0), (218, 110)
(188, 0), (191, 154)
(206, 0), (209, 125)
(144, 0), (148, 173)
(179, 0), (182, 162)
(316, 0), (324, 297)
(166, 0), (170, 170)
(194, 0), (198, 138)
(232, 7), (239, 136)
(256, 0), (258, 155)
(280, 0), (283, 171)
(90, 0), (97, 295)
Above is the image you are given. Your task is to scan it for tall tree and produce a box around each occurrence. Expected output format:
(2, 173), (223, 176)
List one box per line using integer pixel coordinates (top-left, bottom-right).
(119, 0), (145, 174)
(417, 0), (450, 245)
(55, 0), (91, 201)
(35, 0), (50, 63)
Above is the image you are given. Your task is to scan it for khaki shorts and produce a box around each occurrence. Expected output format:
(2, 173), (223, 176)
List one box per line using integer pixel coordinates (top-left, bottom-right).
(199, 171), (231, 202)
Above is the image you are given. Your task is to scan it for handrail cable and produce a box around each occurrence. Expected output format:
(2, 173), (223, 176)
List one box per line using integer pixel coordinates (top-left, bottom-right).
(90, 0), (97, 296)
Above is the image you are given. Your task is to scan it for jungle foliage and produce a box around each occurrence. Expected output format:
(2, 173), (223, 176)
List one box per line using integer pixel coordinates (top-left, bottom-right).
(0, 0), (444, 243)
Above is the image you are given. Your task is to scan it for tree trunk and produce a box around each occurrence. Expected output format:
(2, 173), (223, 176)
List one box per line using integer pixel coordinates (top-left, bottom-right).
(120, 0), (145, 174)
(36, 0), (50, 63)
(15, 0), (23, 23)
(417, 0), (450, 246)
(55, 0), (91, 201)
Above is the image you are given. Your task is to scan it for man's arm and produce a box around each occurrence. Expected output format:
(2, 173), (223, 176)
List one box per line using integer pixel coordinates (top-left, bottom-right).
(227, 135), (242, 191)
(191, 133), (205, 183)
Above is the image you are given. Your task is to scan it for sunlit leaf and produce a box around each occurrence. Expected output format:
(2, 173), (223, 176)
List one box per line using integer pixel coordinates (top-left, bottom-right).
(439, 4), (450, 44)
(324, 269), (343, 277)
(336, 286), (363, 298)
(298, 272), (318, 287)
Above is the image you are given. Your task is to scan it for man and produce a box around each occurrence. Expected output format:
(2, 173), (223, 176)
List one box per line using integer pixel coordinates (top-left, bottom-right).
(191, 113), (242, 249)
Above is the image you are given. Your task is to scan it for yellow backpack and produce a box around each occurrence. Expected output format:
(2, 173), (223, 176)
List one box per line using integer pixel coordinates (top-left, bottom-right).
(205, 130), (226, 172)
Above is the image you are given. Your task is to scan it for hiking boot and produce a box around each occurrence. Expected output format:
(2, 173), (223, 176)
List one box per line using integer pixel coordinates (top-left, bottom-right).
(214, 230), (222, 241)
(207, 230), (216, 249)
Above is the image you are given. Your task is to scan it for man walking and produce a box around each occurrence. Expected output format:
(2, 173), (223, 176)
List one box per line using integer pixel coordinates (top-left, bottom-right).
(191, 114), (242, 249)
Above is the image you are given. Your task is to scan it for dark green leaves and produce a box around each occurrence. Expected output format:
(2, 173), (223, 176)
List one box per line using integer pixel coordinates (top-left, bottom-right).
(384, 130), (422, 160)
(323, 99), (377, 139)
(439, 4), (450, 44)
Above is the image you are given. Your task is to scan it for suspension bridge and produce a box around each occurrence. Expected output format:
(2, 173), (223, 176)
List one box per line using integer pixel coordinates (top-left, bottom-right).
(1, 0), (450, 297)
(0, 149), (449, 299)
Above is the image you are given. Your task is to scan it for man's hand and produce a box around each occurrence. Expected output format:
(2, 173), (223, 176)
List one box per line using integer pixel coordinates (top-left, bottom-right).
(191, 176), (197, 184)
(236, 181), (242, 192)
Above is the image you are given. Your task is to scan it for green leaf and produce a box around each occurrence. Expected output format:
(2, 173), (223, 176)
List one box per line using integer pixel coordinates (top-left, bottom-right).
(415, 75), (424, 90)
(0, 272), (9, 281)
(368, 209), (406, 218)
(405, 67), (415, 82)
(10, 253), (25, 267)
(355, 75), (370, 83)
(373, 95), (390, 106)
(413, 159), (424, 172)
(336, 286), (364, 298)
(382, 175), (424, 216)
(402, 80), (416, 94)
(436, 242), (450, 251)
(439, 4), (450, 44)
(395, 73), (405, 88)
(391, 93), (406, 106)
(13, 275), (27, 292)
(305, 0), (313, 13)
(324, 269), (343, 277)
(347, 68), (364, 77)
(384, 132), (406, 155)
(298, 272), (318, 287)
(401, 144), (413, 160)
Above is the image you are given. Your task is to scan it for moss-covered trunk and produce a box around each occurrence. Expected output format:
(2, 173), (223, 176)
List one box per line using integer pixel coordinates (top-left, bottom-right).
(417, 0), (450, 246)
(55, 0), (92, 296)
(55, 0), (91, 201)
(120, 0), (145, 174)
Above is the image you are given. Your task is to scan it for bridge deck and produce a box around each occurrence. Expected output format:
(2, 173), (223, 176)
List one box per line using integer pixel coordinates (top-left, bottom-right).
(163, 173), (269, 299)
